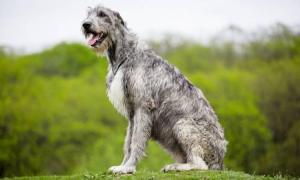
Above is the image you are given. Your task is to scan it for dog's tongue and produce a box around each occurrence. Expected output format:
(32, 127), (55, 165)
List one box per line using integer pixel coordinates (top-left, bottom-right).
(87, 34), (100, 46)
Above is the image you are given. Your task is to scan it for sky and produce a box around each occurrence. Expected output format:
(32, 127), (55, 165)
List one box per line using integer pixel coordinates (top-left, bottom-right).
(0, 0), (299, 53)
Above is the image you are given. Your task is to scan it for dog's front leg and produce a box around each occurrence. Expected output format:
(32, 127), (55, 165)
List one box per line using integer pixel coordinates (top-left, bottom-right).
(109, 108), (152, 174)
(121, 120), (133, 165)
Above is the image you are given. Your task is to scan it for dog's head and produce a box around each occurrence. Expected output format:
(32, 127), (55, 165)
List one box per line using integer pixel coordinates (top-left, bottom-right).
(82, 5), (126, 54)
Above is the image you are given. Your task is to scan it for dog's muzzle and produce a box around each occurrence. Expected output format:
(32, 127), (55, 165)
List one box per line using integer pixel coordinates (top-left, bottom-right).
(82, 21), (107, 47)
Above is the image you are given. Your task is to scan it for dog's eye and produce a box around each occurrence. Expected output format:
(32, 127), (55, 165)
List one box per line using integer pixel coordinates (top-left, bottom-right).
(98, 11), (107, 17)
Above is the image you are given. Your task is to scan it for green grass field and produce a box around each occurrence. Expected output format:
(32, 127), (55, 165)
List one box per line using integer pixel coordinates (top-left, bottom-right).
(3, 171), (290, 180)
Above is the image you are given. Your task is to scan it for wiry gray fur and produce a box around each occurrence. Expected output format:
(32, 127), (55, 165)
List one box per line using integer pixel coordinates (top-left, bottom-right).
(82, 5), (227, 174)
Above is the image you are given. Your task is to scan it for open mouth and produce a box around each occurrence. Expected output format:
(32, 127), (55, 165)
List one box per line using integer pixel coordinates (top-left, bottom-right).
(86, 31), (107, 47)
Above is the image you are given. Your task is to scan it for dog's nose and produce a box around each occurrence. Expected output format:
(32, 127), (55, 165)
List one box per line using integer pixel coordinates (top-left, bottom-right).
(82, 22), (91, 30)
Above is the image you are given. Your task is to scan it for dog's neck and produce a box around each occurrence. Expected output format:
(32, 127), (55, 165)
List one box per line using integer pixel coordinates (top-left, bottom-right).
(107, 31), (139, 75)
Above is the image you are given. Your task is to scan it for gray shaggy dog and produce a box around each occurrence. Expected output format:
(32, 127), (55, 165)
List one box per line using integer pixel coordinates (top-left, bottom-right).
(82, 5), (227, 174)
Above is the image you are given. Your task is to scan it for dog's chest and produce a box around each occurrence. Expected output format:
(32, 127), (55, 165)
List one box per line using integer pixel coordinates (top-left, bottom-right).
(107, 70), (128, 118)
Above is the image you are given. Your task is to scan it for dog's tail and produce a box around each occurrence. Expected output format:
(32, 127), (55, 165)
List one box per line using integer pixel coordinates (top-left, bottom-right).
(209, 161), (224, 170)
(209, 139), (227, 170)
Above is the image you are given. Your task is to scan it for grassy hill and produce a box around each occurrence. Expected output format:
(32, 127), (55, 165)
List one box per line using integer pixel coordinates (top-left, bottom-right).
(3, 171), (290, 180)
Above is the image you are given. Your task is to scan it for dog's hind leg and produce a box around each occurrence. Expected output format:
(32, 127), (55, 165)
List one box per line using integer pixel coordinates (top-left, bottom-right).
(168, 147), (187, 163)
(162, 118), (208, 172)
(161, 140), (187, 163)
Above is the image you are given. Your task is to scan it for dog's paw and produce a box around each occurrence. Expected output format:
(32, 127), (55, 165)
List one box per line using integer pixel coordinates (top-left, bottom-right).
(161, 163), (180, 172)
(108, 165), (136, 174)
(161, 163), (208, 172)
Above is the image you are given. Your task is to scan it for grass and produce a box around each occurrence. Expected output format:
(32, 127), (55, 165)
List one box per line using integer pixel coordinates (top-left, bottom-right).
(2, 170), (291, 180)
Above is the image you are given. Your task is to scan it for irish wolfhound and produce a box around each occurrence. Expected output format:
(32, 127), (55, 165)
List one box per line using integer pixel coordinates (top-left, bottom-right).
(82, 5), (227, 174)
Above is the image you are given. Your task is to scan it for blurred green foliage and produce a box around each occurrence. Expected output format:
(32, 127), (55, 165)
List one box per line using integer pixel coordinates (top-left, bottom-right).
(0, 24), (300, 177)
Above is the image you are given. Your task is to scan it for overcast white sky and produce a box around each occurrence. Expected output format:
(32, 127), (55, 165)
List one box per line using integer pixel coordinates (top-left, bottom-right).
(0, 0), (299, 53)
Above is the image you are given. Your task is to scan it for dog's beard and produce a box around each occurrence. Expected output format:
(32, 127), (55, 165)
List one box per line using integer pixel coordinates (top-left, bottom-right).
(93, 38), (110, 55)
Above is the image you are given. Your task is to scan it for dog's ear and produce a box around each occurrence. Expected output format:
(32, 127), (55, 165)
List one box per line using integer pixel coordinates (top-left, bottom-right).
(113, 11), (126, 27)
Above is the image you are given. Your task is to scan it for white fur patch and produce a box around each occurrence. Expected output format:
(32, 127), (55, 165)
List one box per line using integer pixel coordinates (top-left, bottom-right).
(107, 70), (128, 118)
